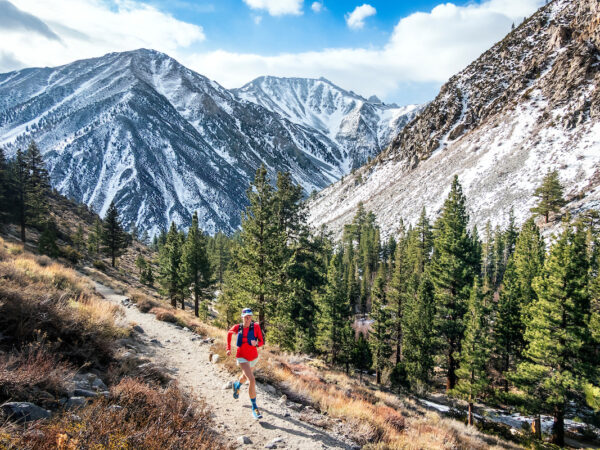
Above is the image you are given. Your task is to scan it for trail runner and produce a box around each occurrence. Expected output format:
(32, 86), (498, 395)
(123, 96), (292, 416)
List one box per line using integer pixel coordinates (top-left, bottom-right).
(226, 307), (264, 419)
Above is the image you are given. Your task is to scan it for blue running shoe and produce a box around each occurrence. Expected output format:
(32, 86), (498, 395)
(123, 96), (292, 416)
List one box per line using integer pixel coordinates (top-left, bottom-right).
(252, 408), (263, 420)
(233, 381), (241, 399)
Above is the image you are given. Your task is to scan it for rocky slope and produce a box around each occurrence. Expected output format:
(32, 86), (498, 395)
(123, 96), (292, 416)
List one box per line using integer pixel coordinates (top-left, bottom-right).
(308, 0), (600, 237)
(0, 50), (414, 235)
(234, 76), (421, 171)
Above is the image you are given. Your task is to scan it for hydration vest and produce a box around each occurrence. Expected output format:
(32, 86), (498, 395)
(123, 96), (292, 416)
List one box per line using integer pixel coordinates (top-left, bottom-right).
(237, 321), (257, 347)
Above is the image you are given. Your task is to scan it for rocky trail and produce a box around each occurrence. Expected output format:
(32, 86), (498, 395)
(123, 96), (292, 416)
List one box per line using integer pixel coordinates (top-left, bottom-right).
(94, 281), (357, 450)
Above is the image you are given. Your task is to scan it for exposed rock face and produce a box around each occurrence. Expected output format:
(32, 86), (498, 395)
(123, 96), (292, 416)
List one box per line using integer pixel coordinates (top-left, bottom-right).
(308, 0), (600, 237)
(0, 51), (416, 235)
(1, 402), (51, 422)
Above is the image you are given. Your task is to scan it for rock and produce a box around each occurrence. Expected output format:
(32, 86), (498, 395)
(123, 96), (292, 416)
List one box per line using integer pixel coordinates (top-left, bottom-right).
(278, 395), (287, 404)
(132, 325), (145, 334)
(108, 405), (123, 412)
(150, 339), (161, 344)
(65, 397), (87, 410)
(237, 435), (252, 445)
(73, 389), (98, 398)
(203, 338), (212, 344)
(264, 443), (276, 449)
(1, 402), (51, 422)
(211, 354), (220, 364)
(183, 327), (189, 332)
(70, 414), (82, 422)
(288, 402), (303, 412)
(191, 337), (199, 342)
(262, 384), (277, 395)
(222, 381), (233, 390)
(283, 411), (291, 417)
(91, 378), (107, 391)
(271, 437), (283, 443)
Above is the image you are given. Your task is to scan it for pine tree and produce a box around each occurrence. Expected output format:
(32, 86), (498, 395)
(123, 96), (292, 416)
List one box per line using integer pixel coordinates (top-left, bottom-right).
(141, 264), (154, 286)
(0, 148), (7, 222)
(402, 273), (435, 391)
(73, 224), (85, 251)
(11, 149), (27, 242)
(101, 201), (129, 267)
(182, 211), (211, 317)
(453, 278), (491, 426)
(235, 165), (279, 330)
(389, 231), (411, 365)
(317, 253), (351, 364)
(352, 334), (372, 383)
(38, 219), (59, 258)
(24, 141), (50, 229)
(430, 176), (478, 390)
(208, 232), (232, 289)
(369, 269), (393, 384)
(87, 217), (102, 255)
(530, 169), (566, 223)
(135, 254), (147, 276)
(513, 221), (593, 446)
(158, 222), (185, 308)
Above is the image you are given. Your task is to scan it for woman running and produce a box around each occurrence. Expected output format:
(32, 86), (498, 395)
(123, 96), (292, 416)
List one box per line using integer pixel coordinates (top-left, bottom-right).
(226, 307), (264, 419)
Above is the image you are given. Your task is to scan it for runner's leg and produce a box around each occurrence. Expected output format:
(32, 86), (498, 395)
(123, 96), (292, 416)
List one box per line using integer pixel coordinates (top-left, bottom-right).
(240, 363), (255, 398)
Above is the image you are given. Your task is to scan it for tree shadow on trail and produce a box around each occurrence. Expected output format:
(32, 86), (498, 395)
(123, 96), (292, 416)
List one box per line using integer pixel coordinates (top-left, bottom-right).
(239, 404), (356, 449)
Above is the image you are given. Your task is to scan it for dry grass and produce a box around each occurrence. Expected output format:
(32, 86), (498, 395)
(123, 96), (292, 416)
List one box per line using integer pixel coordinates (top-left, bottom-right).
(0, 344), (74, 407)
(0, 378), (225, 450)
(0, 237), (126, 367)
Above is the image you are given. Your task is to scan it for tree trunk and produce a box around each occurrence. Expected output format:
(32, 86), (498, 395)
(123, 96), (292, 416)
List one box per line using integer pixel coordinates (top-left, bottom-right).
(551, 404), (565, 447)
(545, 211), (549, 223)
(111, 252), (116, 267)
(531, 415), (542, 440)
(503, 352), (509, 393)
(446, 349), (457, 391)
(181, 295), (185, 310)
(170, 295), (176, 308)
(468, 402), (473, 426)
(194, 289), (199, 317)
(376, 368), (381, 384)
(20, 219), (25, 243)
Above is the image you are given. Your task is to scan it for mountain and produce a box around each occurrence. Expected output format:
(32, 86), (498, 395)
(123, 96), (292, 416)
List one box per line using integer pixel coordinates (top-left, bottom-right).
(308, 0), (600, 237)
(0, 50), (415, 236)
(233, 76), (421, 171)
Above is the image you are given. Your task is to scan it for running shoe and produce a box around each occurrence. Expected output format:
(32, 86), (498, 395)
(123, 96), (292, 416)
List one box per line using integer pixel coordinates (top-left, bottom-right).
(233, 381), (241, 399)
(252, 408), (263, 420)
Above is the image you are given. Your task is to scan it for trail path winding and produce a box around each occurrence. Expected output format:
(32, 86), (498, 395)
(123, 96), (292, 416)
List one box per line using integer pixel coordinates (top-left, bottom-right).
(94, 281), (356, 450)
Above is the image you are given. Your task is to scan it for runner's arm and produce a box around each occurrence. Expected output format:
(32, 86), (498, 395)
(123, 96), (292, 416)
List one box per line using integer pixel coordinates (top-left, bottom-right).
(255, 323), (264, 348)
(226, 324), (239, 351)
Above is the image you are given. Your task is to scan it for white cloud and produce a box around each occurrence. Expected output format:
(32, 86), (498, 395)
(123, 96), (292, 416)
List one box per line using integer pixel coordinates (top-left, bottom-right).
(243, 0), (303, 16)
(311, 2), (323, 13)
(187, 0), (543, 101)
(0, 0), (204, 72)
(253, 15), (263, 25)
(345, 4), (376, 30)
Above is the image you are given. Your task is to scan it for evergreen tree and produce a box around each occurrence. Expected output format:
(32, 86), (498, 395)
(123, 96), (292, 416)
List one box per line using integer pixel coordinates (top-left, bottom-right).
(530, 169), (566, 223)
(182, 211), (211, 317)
(369, 269), (393, 384)
(208, 232), (232, 289)
(389, 231), (411, 365)
(481, 221), (494, 288)
(317, 253), (351, 363)
(158, 222), (185, 308)
(73, 224), (85, 251)
(135, 254), (147, 276)
(430, 176), (478, 390)
(0, 148), (7, 222)
(87, 217), (102, 255)
(453, 278), (491, 426)
(11, 149), (27, 242)
(38, 219), (59, 258)
(141, 229), (150, 245)
(130, 222), (139, 241)
(352, 334), (372, 383)
(402, 274), (435, 391)
(513, 222), (593, 446)
(101, 201), (129, 267)
(235, 165), (279, 330)
(24, 141), (50, 230)
(141, 264), (154, 286)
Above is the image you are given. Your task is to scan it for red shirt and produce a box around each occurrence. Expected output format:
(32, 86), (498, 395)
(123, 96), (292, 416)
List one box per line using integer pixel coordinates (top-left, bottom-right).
(227, 323), (264, 361)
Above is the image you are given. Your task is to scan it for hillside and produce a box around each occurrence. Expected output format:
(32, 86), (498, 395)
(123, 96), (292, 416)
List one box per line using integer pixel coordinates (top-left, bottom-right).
(307, 0), (600, 236)
(0, 51), (416, 236)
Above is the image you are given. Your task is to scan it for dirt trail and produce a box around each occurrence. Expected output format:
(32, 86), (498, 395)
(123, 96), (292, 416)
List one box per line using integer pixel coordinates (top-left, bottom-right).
(94, 281), (356, 450)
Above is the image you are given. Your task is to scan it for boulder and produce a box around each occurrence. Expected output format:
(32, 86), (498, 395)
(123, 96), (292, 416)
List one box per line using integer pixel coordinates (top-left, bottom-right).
(65, 397), (87, 410)
(73, 389), (98, 398)
(237, 435), (252, 445)
(91, 378), (108, 391)
(1, 402), (51, 422)
(211, 354), (220, 364)
(132, 325), (145, 334)
(222, 381), (233, 390)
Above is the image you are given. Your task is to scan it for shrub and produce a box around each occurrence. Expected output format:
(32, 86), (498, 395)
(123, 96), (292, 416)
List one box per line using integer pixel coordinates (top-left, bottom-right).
(60, 245), (82, 264)
(92, 259), (106, 271)
(150, 307), (178, 324)
(1, 379), (224, 449)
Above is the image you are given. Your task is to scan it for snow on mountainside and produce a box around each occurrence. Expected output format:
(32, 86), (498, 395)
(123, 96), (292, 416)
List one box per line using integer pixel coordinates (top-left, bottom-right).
(0, 50), (415, 236)
(308, 0), (600, 238)
(233, 76), (421, 171)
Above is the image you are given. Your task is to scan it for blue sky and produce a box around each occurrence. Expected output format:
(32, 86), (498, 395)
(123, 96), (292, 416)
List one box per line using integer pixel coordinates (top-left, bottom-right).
(0, 0), (544, 104)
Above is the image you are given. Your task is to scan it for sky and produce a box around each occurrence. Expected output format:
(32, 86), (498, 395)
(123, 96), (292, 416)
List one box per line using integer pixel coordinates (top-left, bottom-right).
(0, 0), (544, 105)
